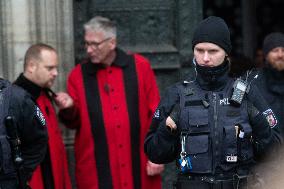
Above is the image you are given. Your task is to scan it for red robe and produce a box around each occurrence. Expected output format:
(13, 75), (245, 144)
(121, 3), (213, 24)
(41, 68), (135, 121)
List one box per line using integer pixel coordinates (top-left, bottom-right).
(29, 92), (72, 189)
(60, 49), (161, 189)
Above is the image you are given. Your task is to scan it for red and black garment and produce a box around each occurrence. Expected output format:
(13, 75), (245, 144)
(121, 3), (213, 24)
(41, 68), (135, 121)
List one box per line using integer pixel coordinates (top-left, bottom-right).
(60, 48), (161, 189)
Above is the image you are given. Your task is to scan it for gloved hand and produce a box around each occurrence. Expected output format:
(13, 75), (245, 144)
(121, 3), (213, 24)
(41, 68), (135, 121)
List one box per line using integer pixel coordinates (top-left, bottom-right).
(169, 103), (180, 124)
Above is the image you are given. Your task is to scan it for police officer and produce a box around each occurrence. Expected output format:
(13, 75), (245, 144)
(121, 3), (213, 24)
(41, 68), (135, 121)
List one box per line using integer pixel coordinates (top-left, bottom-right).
(144, 16), (282, 189)
(0, 78), (48, 189)
(256, 32), (284, 136)
(248, 32), (284, 189)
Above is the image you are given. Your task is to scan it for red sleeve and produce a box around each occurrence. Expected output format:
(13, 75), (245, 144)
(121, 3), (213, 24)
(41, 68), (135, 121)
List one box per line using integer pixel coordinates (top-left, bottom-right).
(59, 65), (81, 129)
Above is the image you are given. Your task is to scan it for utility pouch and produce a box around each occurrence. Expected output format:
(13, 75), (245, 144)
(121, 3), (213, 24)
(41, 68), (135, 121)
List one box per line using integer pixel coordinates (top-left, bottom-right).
(181, 124), (212, 174)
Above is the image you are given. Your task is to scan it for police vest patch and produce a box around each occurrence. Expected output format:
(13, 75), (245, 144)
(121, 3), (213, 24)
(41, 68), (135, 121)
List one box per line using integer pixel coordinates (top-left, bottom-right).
(153, 109), (160, 119)
(35, 106), (46, 126)
(263, 109), (277, 128)
(220, 98), (230, 105)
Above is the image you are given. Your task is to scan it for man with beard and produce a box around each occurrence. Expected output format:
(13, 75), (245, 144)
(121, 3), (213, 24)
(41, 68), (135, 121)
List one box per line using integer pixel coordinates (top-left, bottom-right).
(248, 32), (284, 189)
(256, 32), (284, 136)
(144, 16), (282, 189)
(0, 78), (47, 189)
(14, 44), (72, 189)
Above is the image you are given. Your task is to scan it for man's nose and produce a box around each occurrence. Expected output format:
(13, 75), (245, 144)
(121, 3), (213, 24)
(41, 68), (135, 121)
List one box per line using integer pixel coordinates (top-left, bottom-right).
(86, 46), (94, 54)
(203, 52), (210, 62)
(53, 69), (58, 77)
(278, 49), (284, 57)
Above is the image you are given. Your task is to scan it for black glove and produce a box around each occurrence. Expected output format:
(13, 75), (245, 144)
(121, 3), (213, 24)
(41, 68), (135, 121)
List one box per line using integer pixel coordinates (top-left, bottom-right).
(169, 104), (180, 125)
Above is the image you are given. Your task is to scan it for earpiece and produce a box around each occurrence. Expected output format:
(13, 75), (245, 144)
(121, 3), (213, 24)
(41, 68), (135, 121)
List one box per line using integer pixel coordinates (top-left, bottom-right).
(192, 58), (197, 66)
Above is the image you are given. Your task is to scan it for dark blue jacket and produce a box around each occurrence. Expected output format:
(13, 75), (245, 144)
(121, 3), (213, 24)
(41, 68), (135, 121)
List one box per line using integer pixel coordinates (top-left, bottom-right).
(144, 68), (281, 176)
(255, 67), (284, 137)
(0, 79), (48, 186)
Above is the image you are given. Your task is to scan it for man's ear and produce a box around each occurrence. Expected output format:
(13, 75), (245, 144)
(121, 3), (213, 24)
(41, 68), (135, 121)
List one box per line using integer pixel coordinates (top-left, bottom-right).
(109, 38), (117, 50)
(26, 60), (37, 74)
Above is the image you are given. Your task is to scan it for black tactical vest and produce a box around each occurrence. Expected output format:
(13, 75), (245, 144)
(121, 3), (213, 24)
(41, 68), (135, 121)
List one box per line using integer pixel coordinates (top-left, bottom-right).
(0, 80), (16, 175)
(177, 78), (254, 174)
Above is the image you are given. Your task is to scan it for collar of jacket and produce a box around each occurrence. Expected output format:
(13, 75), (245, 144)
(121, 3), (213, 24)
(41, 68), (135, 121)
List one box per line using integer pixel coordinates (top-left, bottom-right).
(14, 73), (42, 100)
(196, 60), (230, 91)
(84, 48), (131, 75)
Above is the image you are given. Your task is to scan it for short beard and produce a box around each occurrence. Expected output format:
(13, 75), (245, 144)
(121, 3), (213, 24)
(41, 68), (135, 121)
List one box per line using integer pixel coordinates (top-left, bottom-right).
(271, 60), (284, 71)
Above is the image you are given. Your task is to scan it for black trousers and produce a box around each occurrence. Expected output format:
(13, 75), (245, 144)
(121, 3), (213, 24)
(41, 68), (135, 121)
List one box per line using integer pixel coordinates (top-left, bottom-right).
(0, 179), (19, 189)
(174, 176), (248, 189)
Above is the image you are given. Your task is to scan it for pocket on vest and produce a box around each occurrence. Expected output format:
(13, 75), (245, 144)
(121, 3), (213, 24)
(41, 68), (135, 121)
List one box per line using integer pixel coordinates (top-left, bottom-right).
(221, 126), (238, 171)
(221, 124), (253, 170)
(188, 108), (208, 126)
(238, 124), (254, 162)
(185, 134), (212, 173)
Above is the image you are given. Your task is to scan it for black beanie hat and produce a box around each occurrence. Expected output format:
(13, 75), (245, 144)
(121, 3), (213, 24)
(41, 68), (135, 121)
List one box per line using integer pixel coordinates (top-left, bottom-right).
(263, 32), (284, 56)
(192, 16), (232, 54)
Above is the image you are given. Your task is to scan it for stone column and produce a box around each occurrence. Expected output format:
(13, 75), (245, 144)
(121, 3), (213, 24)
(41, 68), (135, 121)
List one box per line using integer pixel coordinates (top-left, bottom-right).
(0, 0), (74, 89)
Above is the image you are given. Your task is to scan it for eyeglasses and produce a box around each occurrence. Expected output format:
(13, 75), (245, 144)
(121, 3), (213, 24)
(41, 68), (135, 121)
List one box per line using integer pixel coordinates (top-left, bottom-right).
(84, 37), (111, 50)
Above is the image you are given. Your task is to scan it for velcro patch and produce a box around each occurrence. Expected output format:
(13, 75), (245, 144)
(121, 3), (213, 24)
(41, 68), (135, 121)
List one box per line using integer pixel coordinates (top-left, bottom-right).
(262, 109), (277, 128)
(226, 110), (241, 117)
(35, 106), (46, 126)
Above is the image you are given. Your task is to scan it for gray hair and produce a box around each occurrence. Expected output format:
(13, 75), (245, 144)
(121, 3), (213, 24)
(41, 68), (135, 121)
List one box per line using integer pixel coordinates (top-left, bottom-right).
(84, 16), (117, 38)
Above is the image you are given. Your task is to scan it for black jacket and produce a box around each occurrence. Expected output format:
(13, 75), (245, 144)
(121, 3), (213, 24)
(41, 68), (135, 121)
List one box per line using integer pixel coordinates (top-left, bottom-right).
(0, 78), (48, 181)
(255, 67), (284, 136)
(144, 64), (281, 175)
